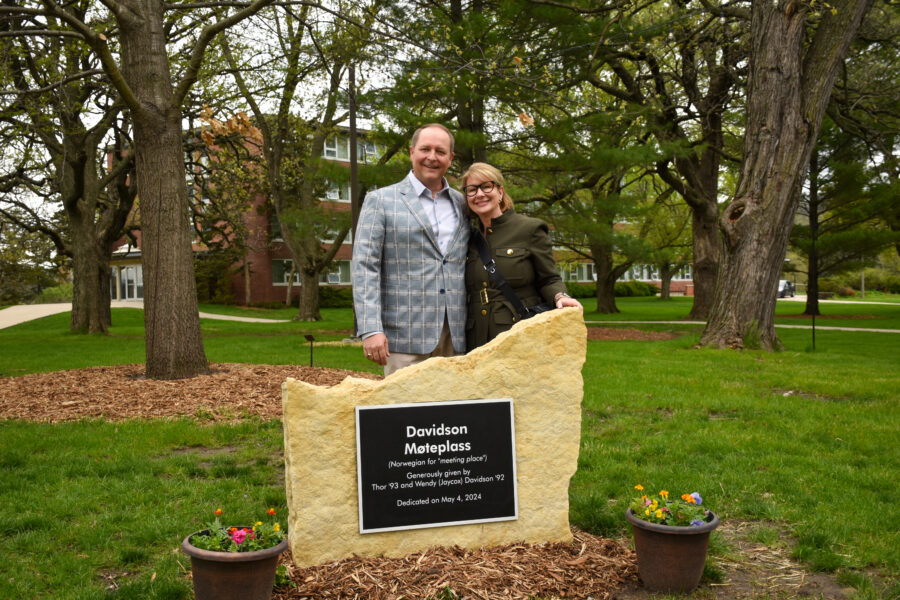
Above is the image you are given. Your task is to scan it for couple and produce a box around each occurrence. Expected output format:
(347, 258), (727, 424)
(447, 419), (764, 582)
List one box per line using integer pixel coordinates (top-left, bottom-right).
(351, 123), (582, 376)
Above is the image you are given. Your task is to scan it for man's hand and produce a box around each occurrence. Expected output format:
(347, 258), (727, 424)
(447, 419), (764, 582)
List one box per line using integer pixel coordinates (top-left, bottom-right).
(363, 333), (390, 366)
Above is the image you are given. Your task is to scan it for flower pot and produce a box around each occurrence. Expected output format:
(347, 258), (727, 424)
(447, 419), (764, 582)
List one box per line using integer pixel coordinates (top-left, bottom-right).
(625, 508), (719, 593)
(182, 529), (288, 600)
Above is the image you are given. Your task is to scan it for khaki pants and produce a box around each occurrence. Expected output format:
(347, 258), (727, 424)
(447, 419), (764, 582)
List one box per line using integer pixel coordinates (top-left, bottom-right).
(385, 316), (457, 376)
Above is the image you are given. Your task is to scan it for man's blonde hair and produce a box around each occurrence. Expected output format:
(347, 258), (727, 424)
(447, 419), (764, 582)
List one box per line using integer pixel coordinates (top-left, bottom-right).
(410, 123), (455, 153)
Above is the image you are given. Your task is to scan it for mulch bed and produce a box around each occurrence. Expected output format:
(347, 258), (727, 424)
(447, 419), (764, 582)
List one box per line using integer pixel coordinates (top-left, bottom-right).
(587, 327), (681, 341)
(0, 363), (381, 423)
(274, 529), (637, 600)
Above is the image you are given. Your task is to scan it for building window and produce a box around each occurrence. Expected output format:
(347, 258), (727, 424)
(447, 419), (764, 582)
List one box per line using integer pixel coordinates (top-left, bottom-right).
(558, 262), (596, 283)
(318, 260), (351, 285)
(270, 214), (283, 241)
(272, 259), (299, 285)
(323, 136), (349, 161)
(325, 181), (351, 203)
(358, 140), (381, 163)
(272, 259), (352, 286)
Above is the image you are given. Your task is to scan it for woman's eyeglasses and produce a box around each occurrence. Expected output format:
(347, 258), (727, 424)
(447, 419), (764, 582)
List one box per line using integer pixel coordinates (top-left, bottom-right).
(463, 181), (498, 197)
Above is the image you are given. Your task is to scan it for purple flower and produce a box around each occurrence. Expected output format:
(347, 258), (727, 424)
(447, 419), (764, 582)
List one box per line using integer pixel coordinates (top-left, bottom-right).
(690, 519), (705, 526)
(690, 492), (702, 505)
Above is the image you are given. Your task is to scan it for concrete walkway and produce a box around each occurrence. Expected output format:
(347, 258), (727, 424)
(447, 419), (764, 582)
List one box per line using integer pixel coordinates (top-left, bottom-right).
(780, 295), (898, 306)
(0, 301), (289, 330)
(584, 320), (900, 334)
(582, 295), (900, 334)
(4, 298), (897, 332)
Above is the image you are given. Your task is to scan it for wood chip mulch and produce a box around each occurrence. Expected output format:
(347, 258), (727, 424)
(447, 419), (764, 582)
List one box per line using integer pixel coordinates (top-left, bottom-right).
(587, 327), (681, 341)
(0, 363), (382, 423)
(274, 529), (637, 600)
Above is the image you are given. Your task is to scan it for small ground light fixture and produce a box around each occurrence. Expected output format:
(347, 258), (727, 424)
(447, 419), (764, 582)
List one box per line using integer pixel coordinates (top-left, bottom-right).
(304, 334), (315, 367)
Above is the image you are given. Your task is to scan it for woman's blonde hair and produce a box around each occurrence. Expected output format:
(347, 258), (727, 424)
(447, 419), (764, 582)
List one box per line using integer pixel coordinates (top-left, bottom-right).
(461, 162), (514, 214)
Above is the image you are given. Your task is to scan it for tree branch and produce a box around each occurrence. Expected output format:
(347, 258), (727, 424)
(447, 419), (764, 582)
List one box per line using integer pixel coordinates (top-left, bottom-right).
(38, 0), (144, 118)
(172, 0), (279, 106)
(0, 69), (105, 97)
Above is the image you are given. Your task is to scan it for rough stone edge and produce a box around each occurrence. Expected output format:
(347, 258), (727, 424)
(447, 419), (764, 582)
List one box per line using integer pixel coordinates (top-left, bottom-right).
(282, 308), (587, 566)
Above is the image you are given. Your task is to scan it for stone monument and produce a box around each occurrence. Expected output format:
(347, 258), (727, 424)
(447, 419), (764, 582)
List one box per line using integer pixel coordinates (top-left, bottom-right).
(282, 308), (586, 566)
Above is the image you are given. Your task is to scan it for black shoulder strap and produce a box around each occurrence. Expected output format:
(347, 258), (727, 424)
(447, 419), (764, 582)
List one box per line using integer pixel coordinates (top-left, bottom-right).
(472, 228), (528, 317)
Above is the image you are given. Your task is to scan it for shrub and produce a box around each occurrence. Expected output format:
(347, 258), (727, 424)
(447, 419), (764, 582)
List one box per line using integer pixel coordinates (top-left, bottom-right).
(194, 253), (236, 304)
(565, 282), (596, 298)
(34, 282), (73, 303)
(282, 286), (353, 308)
(249, 301), (286, 309)
(837, 286), (855, 297)
(564, 281), (659, 298)
(319, 286), (353, 308)
(817, 278), (842, 293)
(614, 281), (658, 297)
(864, 272), (900, 294)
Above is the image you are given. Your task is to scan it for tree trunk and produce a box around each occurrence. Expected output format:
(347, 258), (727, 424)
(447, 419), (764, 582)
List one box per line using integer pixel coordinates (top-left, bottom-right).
(686, 201), (719, 319)
(119, 0), (209, 378)
(285, 262), (295, 306)
(70, 241), (112, 334)
(592, 246), (619, 314)
(804, 151), (821, 316)
(658, 263), (674, 300)
(450, 0), (486, 169)
(295, 269), (321, 321)
(700, 0), (869, 350)
(243, 259), (251, 305)
(595, 277), (619, 314)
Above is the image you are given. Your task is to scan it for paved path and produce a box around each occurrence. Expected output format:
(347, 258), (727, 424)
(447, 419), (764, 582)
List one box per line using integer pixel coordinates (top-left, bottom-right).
(0, 301), (289, 330)
(584, 320), (900, 334)
(781, 295), (898, 306)
(4, 299), (897, 332)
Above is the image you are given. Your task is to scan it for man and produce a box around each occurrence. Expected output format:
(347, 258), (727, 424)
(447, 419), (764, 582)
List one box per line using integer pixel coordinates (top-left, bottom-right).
(351, 124), (469, 375)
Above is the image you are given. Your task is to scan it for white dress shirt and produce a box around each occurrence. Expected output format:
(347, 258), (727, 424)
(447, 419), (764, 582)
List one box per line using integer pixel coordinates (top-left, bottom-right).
(407, 171), (459, 255)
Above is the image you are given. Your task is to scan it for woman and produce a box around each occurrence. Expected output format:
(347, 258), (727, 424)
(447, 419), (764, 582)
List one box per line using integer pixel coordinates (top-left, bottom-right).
(462, 162), (582, 350)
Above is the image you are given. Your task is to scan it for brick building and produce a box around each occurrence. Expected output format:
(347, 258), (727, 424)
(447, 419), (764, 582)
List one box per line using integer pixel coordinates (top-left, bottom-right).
(110, 132), (694, 303)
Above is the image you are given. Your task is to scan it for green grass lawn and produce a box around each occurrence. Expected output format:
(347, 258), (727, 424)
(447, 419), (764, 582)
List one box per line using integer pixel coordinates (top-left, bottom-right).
(1, 299), (898, 599)
(580, 295), (900, 331)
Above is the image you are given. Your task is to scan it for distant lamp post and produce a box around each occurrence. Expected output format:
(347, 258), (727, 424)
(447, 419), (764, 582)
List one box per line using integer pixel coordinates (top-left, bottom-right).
(304, 334), (315, 367)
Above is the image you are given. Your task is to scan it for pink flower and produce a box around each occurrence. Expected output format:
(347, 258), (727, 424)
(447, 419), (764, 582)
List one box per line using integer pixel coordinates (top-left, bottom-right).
(644, 499), (652, 506)
(231, 529), (247, 545)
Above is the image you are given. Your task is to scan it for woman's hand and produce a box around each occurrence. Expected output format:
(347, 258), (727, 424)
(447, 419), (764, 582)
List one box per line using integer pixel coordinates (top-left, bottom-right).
(555, 292), (583, 310)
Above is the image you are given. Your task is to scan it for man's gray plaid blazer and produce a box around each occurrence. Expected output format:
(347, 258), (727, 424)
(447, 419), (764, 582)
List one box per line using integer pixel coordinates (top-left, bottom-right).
(351, 177), (469, 354)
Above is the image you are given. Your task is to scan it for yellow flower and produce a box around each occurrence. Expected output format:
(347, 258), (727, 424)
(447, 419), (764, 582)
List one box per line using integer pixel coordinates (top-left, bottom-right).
(656, 509), (663, 519)
(660, 490), (669, 499)
(273, 523), (280, 531)
(634, 484), (644, 491)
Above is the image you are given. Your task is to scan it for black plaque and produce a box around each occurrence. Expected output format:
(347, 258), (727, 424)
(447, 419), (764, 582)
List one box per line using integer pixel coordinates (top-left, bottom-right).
(355, 398), (518, 533)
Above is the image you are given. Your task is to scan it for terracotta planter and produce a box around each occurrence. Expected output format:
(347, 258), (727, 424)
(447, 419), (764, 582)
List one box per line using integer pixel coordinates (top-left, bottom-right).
(626, 508), (719, 593)
(181, 529), (288, 600)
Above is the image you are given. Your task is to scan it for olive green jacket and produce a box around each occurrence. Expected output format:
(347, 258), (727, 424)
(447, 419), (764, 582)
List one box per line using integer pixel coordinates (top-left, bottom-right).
(465, 209), (567, 350)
